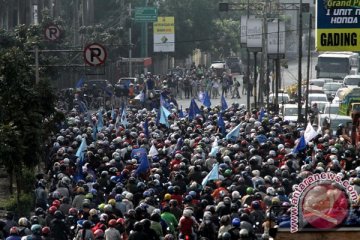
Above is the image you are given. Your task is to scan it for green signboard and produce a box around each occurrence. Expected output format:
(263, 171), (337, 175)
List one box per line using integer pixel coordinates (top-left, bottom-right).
(134, 7), (158, 22)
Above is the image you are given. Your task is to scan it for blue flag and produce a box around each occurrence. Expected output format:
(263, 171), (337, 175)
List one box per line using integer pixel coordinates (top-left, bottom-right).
(135, 91), (145, 102)
(111, 107), (116, 120)
(259, 107), (265, 122)
(225, 123), (241, 141)
(121, 108), (128, 128)
(92, 125), (97, 141)
(188, 99), (201, 121)
(201, 163), (219, 188)
(143, 119), (150, 138)
(76, 138), (87, 161)
(100, 85), (113, 97)
(160, 94), (171, 110)
(217, 112), (226, 135)
(131, 148), (150, 175)
(221, 93), (228, 112)
(97, 110), (104, 131)
(292, 135), (306, 154)
(198, 91), (205, 103)
(75, 77), (84, 89)
(159, 106), (171, 127)
(178, 105), (184, 118)
(203, 91), (211, 108)
(256, 134), (267, 144)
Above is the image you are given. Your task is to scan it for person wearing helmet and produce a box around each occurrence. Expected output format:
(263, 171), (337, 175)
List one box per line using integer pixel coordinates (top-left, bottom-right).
(140, 218), (158, 240)
(128, 221), (147, 240)
(17, 217), (31, 237)
(50, 210), (69, 240)
(72, 187), (86, 210)
(178, 208), (199, 240)
(217, 215), (232, 239)
(249, 200), (265, 233)
(6, 227), (21, 240)
(241, 187), (254, 206)
(74, 220), (94, 240)
(161, 206), (178, 236)
(228, 217), (241, 239)
(169, 199), (182, 221)
(108, 198), (123, 218)
(21, 224), (42, 240)
(34, 180), (48, 211)
(104, 219), (121, 240)
(161, 193), (172, 209)
(4, 212), (17, 237)
(198, 211), (217, 240)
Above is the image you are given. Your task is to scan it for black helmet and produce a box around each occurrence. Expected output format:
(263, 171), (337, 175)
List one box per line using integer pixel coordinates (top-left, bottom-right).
(83, 220), (92, 229)
(54, 210), (64, 219)
(133, 221), (143, 231)
(222, 232), (231, 240)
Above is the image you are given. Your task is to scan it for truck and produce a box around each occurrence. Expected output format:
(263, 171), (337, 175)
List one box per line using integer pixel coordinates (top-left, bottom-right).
(316, 52), (359, 81)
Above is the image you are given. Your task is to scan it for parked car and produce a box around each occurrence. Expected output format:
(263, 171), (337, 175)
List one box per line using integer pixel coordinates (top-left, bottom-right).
(317, 113), (352, 135)
(226, 57), (242, 74)
(309, 78), (333, 87)
(281, 104), (305, 122)
(323, 103), (340, 114)
(323, 82), (342, 100)
(343, 75), (360, 87)
(308, 93), (328, 104)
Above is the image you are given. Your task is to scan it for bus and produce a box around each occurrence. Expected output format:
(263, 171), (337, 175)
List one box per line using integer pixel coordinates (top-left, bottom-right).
(315, 52), (359, 80)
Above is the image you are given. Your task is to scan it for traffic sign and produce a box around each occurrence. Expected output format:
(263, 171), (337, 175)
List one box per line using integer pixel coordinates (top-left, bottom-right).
(134, 7), (158, 22)
(83, 43), (107, 66)
(44, 25), (61, 41)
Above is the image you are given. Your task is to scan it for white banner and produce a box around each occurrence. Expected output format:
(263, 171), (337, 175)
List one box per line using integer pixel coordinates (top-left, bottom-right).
(267, 21), (286, 55)
(241, 16), (247, 44)
(246, 18), (263, 48)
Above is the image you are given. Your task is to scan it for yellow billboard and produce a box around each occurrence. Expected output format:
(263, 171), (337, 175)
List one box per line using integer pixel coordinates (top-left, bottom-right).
(153, 17), (175, 52)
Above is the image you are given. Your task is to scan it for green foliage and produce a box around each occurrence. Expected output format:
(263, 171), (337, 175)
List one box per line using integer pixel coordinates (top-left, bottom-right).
(0, 28), (57, 189)
(2, 193), (34, 217)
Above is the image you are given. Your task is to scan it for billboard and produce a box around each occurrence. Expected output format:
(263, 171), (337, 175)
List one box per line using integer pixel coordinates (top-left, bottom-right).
(153, 16), (175, 52)
(246, 18), (263, 50)
(267, 21), (285, 57)
(316, 0), (360, 51)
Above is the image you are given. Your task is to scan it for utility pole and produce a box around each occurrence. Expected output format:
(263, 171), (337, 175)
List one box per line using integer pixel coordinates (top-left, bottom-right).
(297, 0), (303, 123)
(129, 3), (132, 77)
(305, 13), (312, 123)
(246, 0), (251, 112)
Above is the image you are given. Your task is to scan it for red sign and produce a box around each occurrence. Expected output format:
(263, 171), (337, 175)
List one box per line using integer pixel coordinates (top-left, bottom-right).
(144, 58), (152, 67)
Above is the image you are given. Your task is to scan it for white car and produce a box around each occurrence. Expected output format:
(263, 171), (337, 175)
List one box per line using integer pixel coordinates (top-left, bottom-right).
(317, 113), (352, 135)
(269, 93), (290, 104)
(343, 75), (360, 87)
(281, 104), (305, 122)
(323, 103), (340, 114)
(308, 93), (328, 104)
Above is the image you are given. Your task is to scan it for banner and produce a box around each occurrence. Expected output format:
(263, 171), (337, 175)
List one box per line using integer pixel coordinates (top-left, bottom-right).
(267, 21), (285, 56)
(316, 0), (360, 51)
(153, 16), (175, 52)
(247, 18), (263, 50)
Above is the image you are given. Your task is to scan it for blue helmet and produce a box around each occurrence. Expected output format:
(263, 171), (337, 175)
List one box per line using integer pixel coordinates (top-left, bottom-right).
(232, 218), (241, 227)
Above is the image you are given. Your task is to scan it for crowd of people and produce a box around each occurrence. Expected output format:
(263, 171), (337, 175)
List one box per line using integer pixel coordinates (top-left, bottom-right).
(1, 69), (360, 240)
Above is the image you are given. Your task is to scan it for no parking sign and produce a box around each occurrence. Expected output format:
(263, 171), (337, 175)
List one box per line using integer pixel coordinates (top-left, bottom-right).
(83, 43), (107, 66)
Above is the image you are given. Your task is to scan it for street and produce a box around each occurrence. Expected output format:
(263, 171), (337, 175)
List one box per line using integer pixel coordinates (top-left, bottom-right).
(176, 57), (318, 109)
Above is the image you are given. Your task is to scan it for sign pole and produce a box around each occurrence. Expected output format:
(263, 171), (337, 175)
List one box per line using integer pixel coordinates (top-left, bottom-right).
(297, 0), (303, 123)
(129, 3), (132, 77)
(305, 13), (312, 123)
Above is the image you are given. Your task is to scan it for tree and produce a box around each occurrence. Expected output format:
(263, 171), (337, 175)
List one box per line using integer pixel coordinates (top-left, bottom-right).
(0, 27), (57, 203)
